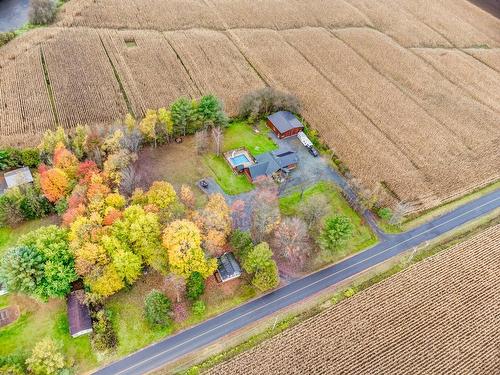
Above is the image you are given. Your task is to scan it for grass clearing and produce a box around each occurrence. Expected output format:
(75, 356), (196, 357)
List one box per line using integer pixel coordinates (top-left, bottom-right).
(0, 215), (59, 256)
(223, 121), (277, 156)
(204, 154), (254, 195)
(280, 181), (377, 269)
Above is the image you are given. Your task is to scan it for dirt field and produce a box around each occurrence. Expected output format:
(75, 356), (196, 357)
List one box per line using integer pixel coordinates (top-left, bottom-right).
(0, 0), (499, 213)
(207, 224), (500, 374)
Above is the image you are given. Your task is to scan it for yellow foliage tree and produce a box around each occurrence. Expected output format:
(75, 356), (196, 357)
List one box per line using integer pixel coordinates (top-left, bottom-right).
(162, 220), (217, 279)
(139, 109), (158, 147)
(197, 193), (232, 254)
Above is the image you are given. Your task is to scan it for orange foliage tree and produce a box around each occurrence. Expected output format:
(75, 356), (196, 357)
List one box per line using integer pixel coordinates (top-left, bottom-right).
(39, 167), (70, 202)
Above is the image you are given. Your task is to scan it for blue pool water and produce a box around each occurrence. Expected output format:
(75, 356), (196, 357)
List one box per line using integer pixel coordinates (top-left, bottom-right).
(230, 154), (250, 166)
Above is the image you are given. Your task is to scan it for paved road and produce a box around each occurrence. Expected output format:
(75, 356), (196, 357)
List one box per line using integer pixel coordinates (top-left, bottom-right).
(95, 188), (500, 375)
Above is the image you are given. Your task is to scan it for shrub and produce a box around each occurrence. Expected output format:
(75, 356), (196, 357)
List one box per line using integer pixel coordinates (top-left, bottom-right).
(252, 262), (280, 292)
(29, 0), (57, 25)
(238, 87), (300, 121)
(18, 185), (51, 220)
(54, 198), (68, 215)
(377, 207), (393, 221)
(25, 338), (66, 375)
(0, 192), (23, 226)
(320, 215), (354, 251)
(242, 242), (273, 274)
(191, 300), (206, 317)
(91, 309), (118, 352)
(144, 290), (172, 328)
(0, 32), (16, 48)
(186, 272), (205, 301)
(230, 230), (253, 259)
(0, 148), (22, 170)
(21, 148), (41, 168)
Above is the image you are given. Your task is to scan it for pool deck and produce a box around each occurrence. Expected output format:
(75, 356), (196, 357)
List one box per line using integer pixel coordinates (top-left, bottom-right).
(223, 148), (255, 170)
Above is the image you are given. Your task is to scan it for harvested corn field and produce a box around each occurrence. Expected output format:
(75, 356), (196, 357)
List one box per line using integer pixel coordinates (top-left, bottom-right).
(165, 29), (265, 114)
(208, 224), (500, 375)
(0, 0), (499, 212)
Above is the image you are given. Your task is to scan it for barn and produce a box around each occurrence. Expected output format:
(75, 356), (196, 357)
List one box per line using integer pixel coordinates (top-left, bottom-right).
(267, 111), (304, 139)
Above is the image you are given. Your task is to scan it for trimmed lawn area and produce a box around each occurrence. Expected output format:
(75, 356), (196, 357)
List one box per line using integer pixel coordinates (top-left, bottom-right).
(204, 154), (254, 195)
(0, 296), (96, 372)
(280, 181), (377, 270)
(105, 272), (256, 359)
(223, 120), (277, 156)
(0, 215), (59, 256)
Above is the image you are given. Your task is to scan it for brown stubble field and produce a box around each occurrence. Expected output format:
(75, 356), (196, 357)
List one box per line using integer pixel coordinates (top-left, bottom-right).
(207, 224), (500, 375)
(0, 0), (499, 214)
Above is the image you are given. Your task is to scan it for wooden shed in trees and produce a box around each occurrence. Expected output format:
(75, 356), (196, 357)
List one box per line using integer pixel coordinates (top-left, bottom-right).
(67, 290), (93, 338)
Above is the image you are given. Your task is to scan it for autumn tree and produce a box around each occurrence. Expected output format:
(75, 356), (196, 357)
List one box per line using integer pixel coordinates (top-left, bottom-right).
(194, 129), (209, 154)
(271, 217), (309, 269)
(38, 126), (68, 159)
(162, 220), (217, 279)
(251, 177), (280, 241)
(53, 143), (78, 180)
(298, 194), (329, 229)
(26, 339), (66, 375)
(39, 167), (69, 202)
(179, 184), (195, 210)
(196, 193), (232, 255)
(252, 262), (279, 292)
(230, 199), (246, 230)
(320, 215), (354, 251)
(71, 124), (88, 160)
(140, 109), (159, 147)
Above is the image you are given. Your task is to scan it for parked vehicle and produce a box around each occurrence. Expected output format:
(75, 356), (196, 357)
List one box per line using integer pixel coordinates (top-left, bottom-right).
(297, 131), (313, 148)
(200, 179), (209, 188)
(308, 146), (319, 157)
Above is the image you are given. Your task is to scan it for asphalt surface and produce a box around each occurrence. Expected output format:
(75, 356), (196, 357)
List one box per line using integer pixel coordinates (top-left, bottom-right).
(95, 187), (500, 375)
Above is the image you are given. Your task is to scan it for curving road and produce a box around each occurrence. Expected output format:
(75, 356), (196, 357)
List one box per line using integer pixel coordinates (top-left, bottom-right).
(94, 187), (500, 375)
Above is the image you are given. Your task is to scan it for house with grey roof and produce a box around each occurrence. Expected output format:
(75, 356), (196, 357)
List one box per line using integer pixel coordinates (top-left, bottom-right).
(67, 290), (93, 338)
(244, 145), (299, 182)
(267, 111), (304, 139)
(215, 252), (242, 283)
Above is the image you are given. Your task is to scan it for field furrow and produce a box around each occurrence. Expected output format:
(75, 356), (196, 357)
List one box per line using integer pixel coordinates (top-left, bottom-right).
(0, 46), (55, 146)
(209, 224), (500, 375)
(164, 29), (265, 115)
(100, 29), (200, 116)
(41, 28), (128, 128)
(334, 28), (500, 151)
(413, 48), (500, 113)
(464, 48), (500, 73)
(232, 28), (434, 208)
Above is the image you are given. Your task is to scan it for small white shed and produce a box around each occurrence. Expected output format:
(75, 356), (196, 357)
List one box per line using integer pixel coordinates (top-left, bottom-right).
(4, 167), (33, 189)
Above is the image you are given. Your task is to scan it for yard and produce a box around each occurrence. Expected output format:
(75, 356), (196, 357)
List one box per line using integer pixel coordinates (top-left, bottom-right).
(280, 181), (377, 271)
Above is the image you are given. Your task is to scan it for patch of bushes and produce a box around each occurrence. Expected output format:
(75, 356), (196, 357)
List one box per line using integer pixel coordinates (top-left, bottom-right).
(29, 0), (57, 25)
(239, 87), (300, 122)
(0, 148), (41, 171)
(230, 230), (254, 259)
(191, 300), (206, 317)
(0, 185), (52, 226)
(91, 309), (118, 352)
(377, 207), (393, 221)
(0, 31), (16, 47)
(144, 290), (172, 329)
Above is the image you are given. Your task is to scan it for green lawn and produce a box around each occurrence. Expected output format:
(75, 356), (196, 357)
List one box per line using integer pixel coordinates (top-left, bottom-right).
(0, 215), (59, 256)
(279, 181), (378, 270)
(0, 299), (96, 372)
(204, 155), (254, 195)
(223, 121), (277, 156)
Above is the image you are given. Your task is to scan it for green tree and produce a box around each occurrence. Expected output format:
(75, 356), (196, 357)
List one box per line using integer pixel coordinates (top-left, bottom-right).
(171, 97), (192, 136)
(377, 207), (393, 221)
(242, 242), (273, 274)
(25, 339), (66, 375)
(0, 246), (44, 296)
(191, 300), (206, 317)
(21, 148), (41, 168)
(111, 248), (142, 285)
(252, 262), (279, 292)
(144, 290), (172, 328)
(320, 215), (353, 251)
(186, 271), (205, 301)
(19, 225), (77, 300)
(197, 95), (227, 128)
(230, 230), (253, 259)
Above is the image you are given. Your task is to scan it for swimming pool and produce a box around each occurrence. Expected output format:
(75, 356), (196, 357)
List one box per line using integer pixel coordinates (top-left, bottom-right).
(230, 154), (250, 166)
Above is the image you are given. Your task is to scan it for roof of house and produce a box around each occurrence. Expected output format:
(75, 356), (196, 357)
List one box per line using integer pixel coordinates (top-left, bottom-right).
(247, 147), (298, 180)
(4, 167), (33, 189)
(267, 111), (304, 134)
(67, 290), (93, 338)
(216, 252), (242, 282)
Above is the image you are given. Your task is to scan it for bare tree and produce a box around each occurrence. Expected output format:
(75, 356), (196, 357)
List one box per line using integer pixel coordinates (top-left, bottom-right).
(389, 202), (414, 225)
(29, 0), (57, 25)
(271, 217), (309, 269)
(163, 274), (186, 303)
(211, 126), (223, 156)
(239, 87), (301, 121)
(195, 129), (209, 155)
(299, 194), (329, 229)
(231, 199), (246, 229)
(251, 177), (281, 242)
(119, 164), (138, 196)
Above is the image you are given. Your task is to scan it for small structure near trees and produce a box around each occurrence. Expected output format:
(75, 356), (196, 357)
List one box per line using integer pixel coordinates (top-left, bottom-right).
(2, 166), (33, 193)
(67, 290), (93, 338)
(267, 111), (304, 139)
(215, 252), (242, 283)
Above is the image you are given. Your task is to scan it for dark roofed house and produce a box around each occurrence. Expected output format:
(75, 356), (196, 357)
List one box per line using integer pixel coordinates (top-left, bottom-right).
(243, 145), (298, 182)
(67, 290), (93, 338)
(215, 252), (242, 283)
(267, 111), (304, 139)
